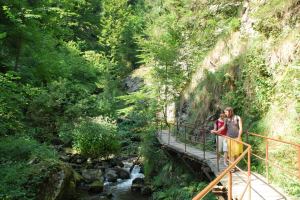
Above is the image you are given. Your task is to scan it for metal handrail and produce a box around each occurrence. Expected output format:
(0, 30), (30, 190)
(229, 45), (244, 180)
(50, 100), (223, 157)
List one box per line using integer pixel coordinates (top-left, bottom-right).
(156, 119), (300, 199)
(193, 144), (251, 200)
(247, 132), (300, 147)
(246, 131), (300, 181)
(192, 133), (252, 200)
(156, 118), (252, 200)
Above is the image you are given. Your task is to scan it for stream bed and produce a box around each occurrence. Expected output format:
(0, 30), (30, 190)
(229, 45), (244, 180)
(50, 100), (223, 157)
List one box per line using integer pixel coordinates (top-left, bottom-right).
(77, 158), (150, 200)
(104, 163), (149, 200)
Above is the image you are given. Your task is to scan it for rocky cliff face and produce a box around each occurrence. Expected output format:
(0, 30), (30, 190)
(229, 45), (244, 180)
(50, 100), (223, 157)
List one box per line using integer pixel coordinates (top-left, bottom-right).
(177, 0), (299, 140)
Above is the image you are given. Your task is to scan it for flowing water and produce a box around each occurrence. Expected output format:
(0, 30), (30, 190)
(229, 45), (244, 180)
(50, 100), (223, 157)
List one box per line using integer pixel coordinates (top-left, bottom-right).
(104, 161), (149, 200)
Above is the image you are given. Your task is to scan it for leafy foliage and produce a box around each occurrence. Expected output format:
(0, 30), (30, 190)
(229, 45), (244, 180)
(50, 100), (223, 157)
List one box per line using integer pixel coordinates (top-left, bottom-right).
(73, 117), (120, 158)
(0, 136), (58, 200)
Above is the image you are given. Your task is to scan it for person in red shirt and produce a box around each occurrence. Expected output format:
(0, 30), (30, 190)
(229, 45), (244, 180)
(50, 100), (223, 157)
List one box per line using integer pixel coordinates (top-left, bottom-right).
(211, 113), (228, 166)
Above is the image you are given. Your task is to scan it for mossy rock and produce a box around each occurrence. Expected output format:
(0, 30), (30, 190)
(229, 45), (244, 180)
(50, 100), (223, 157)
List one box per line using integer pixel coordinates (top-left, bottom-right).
(38, 164), (76, 200)
(88, 180), (104, 193)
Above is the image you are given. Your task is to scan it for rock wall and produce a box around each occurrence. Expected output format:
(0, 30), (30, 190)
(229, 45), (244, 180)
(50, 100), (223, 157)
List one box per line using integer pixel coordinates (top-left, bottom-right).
(177, 0), (299, 140)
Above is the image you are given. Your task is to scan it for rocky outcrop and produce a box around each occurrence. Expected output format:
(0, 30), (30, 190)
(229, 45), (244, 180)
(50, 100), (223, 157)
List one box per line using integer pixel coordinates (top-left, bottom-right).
(81, 169), (103, 183)
(105, 169), (118, 182)
(113, 167), (130, 179)
(38, 164), (76, 200)
(131, 177), (144, 192)
(88, 180), (104, 193)
(124, 75), (143, 92)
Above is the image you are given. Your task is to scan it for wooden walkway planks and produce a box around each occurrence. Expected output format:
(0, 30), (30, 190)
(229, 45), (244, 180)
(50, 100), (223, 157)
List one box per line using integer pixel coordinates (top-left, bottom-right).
(157, 131), (290, 200)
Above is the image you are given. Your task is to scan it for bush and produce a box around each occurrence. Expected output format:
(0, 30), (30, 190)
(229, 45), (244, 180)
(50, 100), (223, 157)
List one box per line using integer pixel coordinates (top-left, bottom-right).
(73, 117), (120, 158)
(0, 136), (57, 162)
(0, 136), (58, 200)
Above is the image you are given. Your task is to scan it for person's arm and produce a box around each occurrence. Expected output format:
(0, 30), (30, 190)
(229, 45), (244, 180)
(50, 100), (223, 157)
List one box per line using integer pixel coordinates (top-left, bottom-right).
(210, 122), (217, 133)
(211, 124), (225, 134)
(238, 116), (243, 139)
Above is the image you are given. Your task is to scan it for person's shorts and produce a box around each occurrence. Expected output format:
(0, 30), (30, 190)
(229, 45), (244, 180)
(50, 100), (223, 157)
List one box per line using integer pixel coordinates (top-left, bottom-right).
(216, 136), (227, 152)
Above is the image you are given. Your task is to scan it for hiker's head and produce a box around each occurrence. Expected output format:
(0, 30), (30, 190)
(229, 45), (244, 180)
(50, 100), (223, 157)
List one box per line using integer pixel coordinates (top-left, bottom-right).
(219, 113), (226, 120)
(224, 107), (234, 118)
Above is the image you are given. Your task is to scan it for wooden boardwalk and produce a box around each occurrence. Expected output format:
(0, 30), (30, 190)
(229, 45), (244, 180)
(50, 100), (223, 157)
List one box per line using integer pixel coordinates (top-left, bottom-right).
(157, 130), (290, 200)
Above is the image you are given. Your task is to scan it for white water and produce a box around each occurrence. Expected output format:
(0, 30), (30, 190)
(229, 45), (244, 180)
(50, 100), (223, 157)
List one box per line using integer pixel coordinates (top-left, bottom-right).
(104, 162), (149, 200)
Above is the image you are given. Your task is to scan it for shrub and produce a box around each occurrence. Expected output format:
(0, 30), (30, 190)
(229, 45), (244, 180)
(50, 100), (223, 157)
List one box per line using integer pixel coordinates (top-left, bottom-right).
(73, 117), (120, 158)
(0, 136), (58, 200)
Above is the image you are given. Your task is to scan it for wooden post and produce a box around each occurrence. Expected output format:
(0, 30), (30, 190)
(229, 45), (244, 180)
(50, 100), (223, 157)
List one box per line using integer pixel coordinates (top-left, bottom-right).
(266, 139), (269, 183)
(228, 171), (232, 200)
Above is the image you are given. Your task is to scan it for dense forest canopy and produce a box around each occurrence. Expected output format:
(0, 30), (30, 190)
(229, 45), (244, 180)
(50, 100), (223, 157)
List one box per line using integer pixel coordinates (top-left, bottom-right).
(0, 0), (299, 199)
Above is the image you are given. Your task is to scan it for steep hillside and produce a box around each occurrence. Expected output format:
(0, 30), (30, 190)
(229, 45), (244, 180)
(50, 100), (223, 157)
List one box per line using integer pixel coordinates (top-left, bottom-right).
(138, 0), (299, 197)
(176, 0), (300, 196)
(178, 1), (299, 137)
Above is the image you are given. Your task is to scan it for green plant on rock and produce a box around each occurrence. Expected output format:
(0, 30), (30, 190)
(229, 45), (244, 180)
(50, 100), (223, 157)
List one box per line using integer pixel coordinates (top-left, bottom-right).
(73, 117), (120, 158)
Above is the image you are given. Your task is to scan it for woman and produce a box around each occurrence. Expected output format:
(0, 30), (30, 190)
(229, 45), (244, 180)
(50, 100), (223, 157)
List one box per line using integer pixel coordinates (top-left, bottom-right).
(211, 113), (228, 166)
(213, 107), (243, 171)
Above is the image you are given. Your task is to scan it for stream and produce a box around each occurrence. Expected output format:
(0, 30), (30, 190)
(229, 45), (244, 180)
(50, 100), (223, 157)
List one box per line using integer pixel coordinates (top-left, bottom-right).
(104, 162), (149, 200)
(78, 159), (150, 200)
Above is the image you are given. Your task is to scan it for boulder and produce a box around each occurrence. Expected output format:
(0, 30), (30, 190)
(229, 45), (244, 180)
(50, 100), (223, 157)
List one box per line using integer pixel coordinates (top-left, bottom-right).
(73, 171), (84, 186)
(69, 154), (86, 164)
(132, 177), (144, 185)
(108, 158), (124, 168)
(113, 167), (130, 179)
(59, 154), (70, 162)
(131, 177), (144, 192)
(124, 76), (143, 92)
(131, 184), (142, 192)
(139, 165), (144, 174)
(141, 186), (152, 195)
(105, 169), (118, 182)
(38, 164), (76, 200)
(81, 169), (103, 183)
(88, 180), (104, 193)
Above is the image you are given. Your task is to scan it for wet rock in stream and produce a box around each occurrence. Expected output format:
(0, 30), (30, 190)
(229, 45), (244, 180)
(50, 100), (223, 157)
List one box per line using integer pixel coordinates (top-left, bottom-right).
(55, 149), (150, 199)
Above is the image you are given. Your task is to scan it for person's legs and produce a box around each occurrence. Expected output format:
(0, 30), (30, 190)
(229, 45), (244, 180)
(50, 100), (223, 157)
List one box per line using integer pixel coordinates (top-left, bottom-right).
(217, 136), (223, 163)
(223, 138), (228, 166)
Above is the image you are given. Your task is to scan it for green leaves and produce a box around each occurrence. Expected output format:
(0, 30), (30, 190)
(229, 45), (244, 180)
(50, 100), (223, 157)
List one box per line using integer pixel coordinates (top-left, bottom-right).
(0, 32), (7, 39)
(73, 117), (120, 158)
